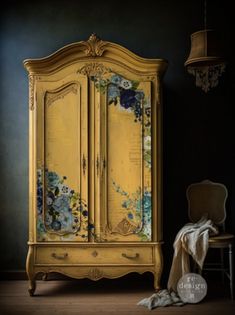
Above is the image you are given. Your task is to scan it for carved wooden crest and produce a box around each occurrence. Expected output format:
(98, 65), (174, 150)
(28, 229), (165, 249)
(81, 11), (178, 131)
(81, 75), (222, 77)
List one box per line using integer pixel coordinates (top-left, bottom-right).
(88, 268), (103, 280)
(82, 34), (107, 57)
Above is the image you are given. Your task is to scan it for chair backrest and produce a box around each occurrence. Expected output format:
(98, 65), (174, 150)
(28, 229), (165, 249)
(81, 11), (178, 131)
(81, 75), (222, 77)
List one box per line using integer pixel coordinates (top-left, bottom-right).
(186, 179), (228, 225)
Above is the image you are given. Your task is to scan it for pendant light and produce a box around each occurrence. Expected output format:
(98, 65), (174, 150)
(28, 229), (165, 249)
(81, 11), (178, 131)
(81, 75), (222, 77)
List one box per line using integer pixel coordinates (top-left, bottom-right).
(185, 0), (226, 92)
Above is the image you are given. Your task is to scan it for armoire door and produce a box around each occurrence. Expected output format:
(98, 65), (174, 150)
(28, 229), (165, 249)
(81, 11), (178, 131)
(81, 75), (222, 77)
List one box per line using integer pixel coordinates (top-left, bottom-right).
(35, 73), (89, 242)
(91, 70), (152, 242)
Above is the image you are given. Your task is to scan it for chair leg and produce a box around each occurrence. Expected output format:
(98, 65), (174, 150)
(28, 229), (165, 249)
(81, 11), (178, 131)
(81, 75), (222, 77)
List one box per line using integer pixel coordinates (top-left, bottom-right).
(229, 244), (234, 300)
(220, 248), (225, 284)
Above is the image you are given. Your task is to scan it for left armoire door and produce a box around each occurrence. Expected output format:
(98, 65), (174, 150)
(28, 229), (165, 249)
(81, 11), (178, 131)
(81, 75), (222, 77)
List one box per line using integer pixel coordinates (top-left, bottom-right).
(35, 73), (89, 242)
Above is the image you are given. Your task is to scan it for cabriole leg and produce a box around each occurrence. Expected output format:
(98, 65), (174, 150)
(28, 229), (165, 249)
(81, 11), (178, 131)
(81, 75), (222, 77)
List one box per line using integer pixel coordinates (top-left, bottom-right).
(26, 246), (36, 296)
(154, 245), (163, 292)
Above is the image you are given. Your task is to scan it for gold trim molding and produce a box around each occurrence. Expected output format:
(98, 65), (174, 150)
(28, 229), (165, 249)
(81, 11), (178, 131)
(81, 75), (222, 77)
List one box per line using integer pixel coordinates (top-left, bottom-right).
(45, 82), (78, 107)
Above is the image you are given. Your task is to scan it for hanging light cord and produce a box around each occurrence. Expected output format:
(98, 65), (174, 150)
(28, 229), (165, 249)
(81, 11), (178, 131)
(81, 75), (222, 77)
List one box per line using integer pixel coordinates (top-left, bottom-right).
(204, 0), (207, 30)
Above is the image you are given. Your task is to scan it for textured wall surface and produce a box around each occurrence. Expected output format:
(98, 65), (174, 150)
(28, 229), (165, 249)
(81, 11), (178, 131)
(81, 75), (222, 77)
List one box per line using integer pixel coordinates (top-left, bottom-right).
(0, 0), (234, 283)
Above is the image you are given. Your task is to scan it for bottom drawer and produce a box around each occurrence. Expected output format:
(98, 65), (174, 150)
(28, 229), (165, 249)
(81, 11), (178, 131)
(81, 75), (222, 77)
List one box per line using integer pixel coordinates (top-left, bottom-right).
(35, 246), (153, 265)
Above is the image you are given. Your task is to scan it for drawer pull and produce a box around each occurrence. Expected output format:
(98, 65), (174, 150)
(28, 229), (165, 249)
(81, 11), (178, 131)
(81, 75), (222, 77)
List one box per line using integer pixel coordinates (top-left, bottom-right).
(51, 253), (68, 260)
(122, 253), (139, 260)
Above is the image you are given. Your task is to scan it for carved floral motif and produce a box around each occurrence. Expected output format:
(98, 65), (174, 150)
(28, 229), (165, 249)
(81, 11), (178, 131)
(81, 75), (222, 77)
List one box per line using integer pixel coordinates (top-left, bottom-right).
(29, 75), (34, 110)
(78, 63), (111, 77)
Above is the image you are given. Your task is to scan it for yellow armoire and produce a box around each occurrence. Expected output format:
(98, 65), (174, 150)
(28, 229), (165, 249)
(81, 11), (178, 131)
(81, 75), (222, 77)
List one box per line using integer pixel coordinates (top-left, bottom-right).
(24, 34), (167, 295)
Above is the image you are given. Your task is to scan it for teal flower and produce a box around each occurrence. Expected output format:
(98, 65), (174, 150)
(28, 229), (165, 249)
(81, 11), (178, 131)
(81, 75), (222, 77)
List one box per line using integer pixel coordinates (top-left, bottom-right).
(110, 75), (122, 85)
(108, 84), (120, 101)
(46, 171), (60, 189)
(143, 193), (151, 212)
(51, 220), (61, 231)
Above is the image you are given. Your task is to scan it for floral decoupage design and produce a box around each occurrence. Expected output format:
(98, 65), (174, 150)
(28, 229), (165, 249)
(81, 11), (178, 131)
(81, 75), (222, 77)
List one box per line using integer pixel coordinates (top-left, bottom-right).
(92, 73), (151, 169)
(37, 169), (93, 241)
(92, 73), (152, 241)
(112, 181), (152, 241)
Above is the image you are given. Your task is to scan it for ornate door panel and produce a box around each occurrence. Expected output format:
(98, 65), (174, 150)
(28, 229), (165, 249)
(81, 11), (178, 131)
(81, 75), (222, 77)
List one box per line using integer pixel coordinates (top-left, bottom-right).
(36, 74), (88, 241)
(92, 70), (152, 242)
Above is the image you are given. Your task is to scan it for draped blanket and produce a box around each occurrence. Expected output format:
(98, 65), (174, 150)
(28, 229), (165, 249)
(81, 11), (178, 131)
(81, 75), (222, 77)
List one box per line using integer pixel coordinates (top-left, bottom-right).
(167, 216), (218, 292)
(138, 217), (218, 309)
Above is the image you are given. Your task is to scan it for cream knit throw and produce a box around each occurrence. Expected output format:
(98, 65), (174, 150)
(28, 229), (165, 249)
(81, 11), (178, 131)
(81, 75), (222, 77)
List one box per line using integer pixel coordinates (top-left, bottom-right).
(167, 216), (218, 292)
(138, 217), (218, 309)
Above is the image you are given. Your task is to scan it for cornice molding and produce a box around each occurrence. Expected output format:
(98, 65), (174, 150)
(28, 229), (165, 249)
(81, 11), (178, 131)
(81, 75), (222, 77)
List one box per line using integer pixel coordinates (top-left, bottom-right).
(23, 34), (168, 75)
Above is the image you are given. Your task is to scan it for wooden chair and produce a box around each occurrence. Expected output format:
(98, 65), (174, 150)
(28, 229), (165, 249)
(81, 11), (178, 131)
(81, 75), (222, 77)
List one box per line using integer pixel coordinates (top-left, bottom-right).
(186, 180), (234, 299)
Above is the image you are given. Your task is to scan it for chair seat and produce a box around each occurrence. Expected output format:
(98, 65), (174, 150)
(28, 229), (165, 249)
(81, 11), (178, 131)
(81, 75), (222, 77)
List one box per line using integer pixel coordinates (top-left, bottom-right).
(209, 233), (234, 243)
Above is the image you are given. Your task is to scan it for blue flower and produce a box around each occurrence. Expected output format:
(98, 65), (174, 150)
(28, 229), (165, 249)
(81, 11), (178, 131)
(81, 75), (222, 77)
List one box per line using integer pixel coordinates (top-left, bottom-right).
(37, 196), (43, 212)
(46, 196), (53, 206)
(46, 171), (60, 189)
(110, 75), (122, 85)
(135, 91), (144, 101)
(59, 212), (74, 229)
(37, 199), (43, 214)
(37, 187), (43, 214)
(82, 210), (88, 217)
(37, 186), (43, 197)
(88, 223), (94, 230)
(143, 194), (151, 212)
(135, 192), (151, 213)
(128, 212), (133, 219)
(52, 195), (70, 213)
(51, 220), (61, 231)
(108, 84), (120, 100)
(120, 89), (137, 109)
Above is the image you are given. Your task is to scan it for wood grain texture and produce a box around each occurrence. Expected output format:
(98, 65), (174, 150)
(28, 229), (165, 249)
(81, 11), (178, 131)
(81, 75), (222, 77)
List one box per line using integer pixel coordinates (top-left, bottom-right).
(0, 279), (235, 315)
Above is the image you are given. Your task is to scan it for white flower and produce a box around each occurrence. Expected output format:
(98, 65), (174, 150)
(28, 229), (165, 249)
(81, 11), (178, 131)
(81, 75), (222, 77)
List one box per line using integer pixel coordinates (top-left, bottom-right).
(120, 79), (132, 89)
(58, 183), (71, 195)
(144, 135), (151, 150)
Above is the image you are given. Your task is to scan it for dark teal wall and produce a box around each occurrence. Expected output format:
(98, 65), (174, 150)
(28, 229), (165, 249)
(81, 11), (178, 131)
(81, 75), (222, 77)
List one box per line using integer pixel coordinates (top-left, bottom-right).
(1, 0), (234, 282)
